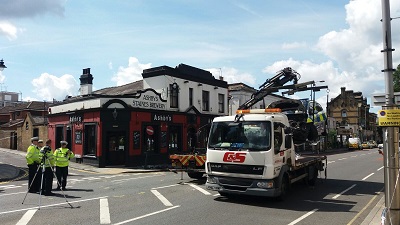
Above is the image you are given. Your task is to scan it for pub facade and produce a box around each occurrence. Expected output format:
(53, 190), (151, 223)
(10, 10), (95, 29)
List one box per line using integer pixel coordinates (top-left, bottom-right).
(47, 64), (228, 167)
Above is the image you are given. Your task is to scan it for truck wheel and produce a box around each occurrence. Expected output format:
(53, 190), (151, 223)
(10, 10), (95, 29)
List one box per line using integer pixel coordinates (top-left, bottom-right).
(187, 172), (204, 179)
(277, 176), (289, 201)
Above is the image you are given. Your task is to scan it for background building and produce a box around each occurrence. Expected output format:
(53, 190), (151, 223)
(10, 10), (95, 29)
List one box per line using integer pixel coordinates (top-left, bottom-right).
(328, 87), (379, 147)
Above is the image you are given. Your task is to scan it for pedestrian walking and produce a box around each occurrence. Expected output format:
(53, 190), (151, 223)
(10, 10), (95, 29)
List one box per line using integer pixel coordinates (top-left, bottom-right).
(26, 137), (41, 193)
(39, 139), (55, 196)
(54, 141), (74, 191)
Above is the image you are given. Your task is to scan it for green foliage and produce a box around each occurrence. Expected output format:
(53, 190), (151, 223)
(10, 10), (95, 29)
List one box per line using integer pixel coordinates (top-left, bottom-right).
(394, 64), (400, 92)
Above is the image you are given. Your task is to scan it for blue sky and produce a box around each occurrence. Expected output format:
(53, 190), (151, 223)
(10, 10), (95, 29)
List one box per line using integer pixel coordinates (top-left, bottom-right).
(0, 0), (399, 113)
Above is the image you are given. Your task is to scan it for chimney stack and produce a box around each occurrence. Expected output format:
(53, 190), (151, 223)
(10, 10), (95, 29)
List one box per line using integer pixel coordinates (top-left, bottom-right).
(79, 68), (94, 96)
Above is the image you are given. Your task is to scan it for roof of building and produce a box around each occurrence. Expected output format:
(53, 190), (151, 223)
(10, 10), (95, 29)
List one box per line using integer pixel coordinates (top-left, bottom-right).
(142, 64), (228, 88)
(228, 83), (257, 92)
(93, 80), (143, 95)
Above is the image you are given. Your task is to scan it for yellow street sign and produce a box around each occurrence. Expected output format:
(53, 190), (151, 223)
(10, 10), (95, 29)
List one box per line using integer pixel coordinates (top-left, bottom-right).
(378, 109), (400, 126)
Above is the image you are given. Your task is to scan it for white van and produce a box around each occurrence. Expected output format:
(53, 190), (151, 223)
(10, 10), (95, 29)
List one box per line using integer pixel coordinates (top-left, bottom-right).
(348, 138), (362, 150)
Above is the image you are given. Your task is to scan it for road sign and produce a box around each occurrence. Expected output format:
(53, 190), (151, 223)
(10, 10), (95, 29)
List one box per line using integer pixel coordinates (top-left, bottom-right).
(371, 92), (400, 106)
(337, 127), (353, 135)
(146, 126), (154, 135)
(378, 109), (400, 126)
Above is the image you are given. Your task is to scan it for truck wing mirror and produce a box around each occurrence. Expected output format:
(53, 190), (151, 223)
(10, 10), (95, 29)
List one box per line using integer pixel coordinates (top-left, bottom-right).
(285, 135), (292, 149)
(284, 127), (292, 134)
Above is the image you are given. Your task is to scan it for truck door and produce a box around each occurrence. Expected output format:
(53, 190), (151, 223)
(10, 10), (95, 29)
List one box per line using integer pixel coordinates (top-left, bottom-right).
(273, 122), (285, 166)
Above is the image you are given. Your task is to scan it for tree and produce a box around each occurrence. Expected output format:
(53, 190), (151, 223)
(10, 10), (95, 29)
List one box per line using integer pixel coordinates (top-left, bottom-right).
(393, 64), (400, 92)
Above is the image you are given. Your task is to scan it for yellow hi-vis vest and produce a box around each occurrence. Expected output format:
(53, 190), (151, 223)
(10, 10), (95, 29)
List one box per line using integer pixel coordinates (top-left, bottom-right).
(39, 147), (55, 167)
(54, 148), (74, 167)
(26, 144), (40, 165)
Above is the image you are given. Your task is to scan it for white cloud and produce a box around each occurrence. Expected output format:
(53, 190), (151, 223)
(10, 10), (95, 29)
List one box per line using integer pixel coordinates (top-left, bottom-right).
(282, 42), (307, 50)
(31, 73), (78, 101)
(208, 67), (256, 87)
(0, 21), (18, 40)
(111, 57), (151, 86)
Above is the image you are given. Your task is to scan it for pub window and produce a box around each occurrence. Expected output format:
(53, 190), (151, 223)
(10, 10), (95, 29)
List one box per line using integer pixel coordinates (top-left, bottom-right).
(84, 124), (97, 156)
(202, 90), (210, 111)
(170, 83), (179, 108)
(341, 109), (347, 118)
(189, 88), (193, 106)
(218, 93), (224, 113)
(168, 125), (182, 154)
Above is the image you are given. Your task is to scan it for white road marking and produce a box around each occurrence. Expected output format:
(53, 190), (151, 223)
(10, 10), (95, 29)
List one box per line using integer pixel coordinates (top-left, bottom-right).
(113, 174), (161, 183)
(114, 205), (180, 225)
(213, 193), (220, 197)
(16, 209), (37, 225)
(151, 190), (173, 206)
(0, 184), (21, 189)
(351, 156), (357, 158)
(338, 158), (347, 161)
(187, 183), (211, 195)
(288, 209), (318, 225)
(100, 198), (111, 224)
(327, 161), (335, 164)
(152, 184), (180, 190)
(332, 184), (357, 199)
(0, 191), (26, 197)
(0, 196), (108, 215)
(377, 166), (384, 171)
(362, 173), (374, 181)
(81, 177), (101, 180)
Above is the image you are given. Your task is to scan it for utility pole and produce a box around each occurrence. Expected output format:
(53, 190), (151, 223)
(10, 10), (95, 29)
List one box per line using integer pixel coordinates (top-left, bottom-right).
(381, 0), (400, 224)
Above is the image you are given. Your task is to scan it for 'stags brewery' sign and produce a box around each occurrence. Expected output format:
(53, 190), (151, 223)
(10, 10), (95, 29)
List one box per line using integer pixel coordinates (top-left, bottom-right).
(132, 89), (167, 110)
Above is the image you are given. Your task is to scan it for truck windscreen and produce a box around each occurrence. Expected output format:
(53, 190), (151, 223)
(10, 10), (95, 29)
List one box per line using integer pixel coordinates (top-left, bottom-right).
(208, 121), (271, 151)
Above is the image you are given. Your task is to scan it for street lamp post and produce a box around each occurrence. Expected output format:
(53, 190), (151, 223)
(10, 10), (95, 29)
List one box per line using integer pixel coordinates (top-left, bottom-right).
(381, 0), (400, 223)
(357, 102), (362, 142)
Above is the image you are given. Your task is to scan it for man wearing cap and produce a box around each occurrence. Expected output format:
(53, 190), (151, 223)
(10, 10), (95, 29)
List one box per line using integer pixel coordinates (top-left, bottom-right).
(54, 141), (74, 191)
(26, 137), (42, 193)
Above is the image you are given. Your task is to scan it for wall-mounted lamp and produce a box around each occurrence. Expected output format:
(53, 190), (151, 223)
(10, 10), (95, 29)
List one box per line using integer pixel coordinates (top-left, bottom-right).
(0, 59), (7, 71)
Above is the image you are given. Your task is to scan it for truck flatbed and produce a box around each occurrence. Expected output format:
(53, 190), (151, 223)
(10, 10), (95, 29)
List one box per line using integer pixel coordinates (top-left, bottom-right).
(294, 154), (327, 170)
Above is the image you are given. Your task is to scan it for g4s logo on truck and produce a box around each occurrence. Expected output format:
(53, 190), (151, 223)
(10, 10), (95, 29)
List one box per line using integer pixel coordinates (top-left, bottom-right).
(223, 152), (246, 163)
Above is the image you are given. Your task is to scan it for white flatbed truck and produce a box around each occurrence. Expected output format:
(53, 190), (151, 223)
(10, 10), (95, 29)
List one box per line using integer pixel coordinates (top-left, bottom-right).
(205, 108), (327, 200)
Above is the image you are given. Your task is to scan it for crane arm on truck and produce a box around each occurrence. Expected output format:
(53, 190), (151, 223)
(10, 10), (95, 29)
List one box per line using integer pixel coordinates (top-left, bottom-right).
(238, 67), (300, 110)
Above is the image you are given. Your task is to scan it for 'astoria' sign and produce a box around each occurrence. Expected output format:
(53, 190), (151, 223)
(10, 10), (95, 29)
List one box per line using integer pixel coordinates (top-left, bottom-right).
(132, 88), (167, 110)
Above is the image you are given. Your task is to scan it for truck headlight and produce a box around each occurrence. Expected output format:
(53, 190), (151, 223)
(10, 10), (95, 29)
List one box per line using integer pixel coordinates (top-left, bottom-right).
(207, 176), (217, 184)
(256, 181), (274, 189)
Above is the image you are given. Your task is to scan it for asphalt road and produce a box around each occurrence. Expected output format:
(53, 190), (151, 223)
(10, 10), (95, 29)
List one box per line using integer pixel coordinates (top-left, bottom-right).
(0, 148), (384, 225)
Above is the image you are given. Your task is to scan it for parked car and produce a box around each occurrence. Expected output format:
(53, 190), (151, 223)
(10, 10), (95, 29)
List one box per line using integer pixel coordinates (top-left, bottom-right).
(362, 142), (371, 149)
(368, 141), (377, 148)
(348, 138), (362, 150)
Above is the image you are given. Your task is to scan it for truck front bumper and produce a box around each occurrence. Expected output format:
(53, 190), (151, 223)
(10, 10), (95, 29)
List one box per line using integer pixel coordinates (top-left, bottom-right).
(205, 176), (281, 197)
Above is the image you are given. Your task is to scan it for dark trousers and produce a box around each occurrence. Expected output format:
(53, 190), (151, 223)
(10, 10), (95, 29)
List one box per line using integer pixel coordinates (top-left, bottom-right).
(28, 163), (41, 192)
(41, 167), (54, 194)
(55, 166), (68, 189)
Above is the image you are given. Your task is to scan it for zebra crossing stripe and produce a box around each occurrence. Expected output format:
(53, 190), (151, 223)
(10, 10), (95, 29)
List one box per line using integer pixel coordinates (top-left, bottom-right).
(100, 198), (111, 224)
(16, 209), (37, 225)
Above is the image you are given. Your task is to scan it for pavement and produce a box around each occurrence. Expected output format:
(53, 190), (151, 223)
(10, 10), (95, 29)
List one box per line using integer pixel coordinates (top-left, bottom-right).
(0, 147), (385, 224)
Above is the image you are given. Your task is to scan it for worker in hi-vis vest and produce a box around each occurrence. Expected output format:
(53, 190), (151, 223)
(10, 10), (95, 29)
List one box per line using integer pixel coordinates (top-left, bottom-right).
(39, 139), (55, 196)
(54, 141), (74, 191)
(26, 137), (41, 193)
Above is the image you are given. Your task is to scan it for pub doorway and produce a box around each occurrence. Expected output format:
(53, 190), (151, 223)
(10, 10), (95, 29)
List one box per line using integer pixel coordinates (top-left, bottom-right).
(106, 132), (126, 166)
